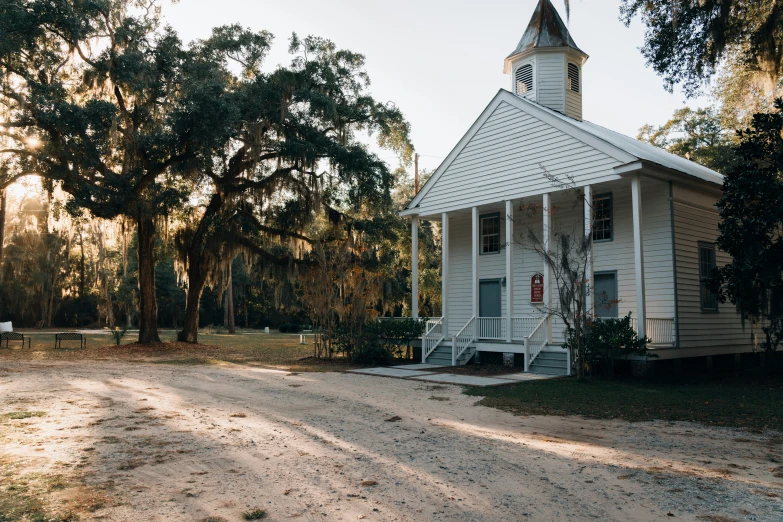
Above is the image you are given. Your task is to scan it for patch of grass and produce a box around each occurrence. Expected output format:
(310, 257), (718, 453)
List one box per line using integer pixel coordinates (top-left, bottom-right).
(0, 330), (359, 371)
(4, 411), (46, 420)
(466, 374), (783, 432)
(0, 468), (78, 522)
(242, 508), (267, 520)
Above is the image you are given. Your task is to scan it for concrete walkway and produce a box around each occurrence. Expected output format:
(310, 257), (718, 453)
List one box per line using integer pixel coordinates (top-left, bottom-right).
(347, 364), (558, 386)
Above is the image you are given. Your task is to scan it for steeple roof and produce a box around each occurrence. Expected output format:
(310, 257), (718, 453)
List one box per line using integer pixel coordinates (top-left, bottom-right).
(507, 0), (584, 60)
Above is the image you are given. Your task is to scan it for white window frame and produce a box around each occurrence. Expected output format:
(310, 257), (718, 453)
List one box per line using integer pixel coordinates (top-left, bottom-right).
(592, 192), (613, 242)
(480, 213), (500, 255)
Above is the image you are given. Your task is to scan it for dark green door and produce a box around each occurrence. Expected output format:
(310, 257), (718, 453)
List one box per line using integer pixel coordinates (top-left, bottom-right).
(479, 280), (502, 317)
(594, 273), (618, 318)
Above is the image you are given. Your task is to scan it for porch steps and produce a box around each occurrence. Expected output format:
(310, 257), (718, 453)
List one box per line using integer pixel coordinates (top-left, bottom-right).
(425, 342), (475, 366)
(529, 351), (568, 375)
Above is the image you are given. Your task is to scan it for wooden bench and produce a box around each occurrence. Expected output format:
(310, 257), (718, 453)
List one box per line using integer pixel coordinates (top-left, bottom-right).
(54, 333), (86, 350)
(0, 332), (30, 349)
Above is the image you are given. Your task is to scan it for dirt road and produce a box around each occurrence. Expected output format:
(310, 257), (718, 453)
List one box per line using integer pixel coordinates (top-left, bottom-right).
(1, 361), (781, 521)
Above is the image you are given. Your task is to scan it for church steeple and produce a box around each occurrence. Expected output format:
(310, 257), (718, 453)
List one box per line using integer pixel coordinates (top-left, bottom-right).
(503, 0), (588, 120)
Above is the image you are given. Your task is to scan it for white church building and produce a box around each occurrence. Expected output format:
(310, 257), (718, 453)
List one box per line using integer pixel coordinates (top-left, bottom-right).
(402, 0), (752, 374)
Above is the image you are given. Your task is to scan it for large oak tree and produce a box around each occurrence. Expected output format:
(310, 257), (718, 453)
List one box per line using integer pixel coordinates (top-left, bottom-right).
(0, 0), (262, 342)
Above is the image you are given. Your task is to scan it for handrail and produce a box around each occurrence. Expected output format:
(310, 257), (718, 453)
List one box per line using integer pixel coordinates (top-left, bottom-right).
(524, 315), (549, 371)
(511, 316), (542, 340)
(422, 317), (444, 363)
(453, 316), (477, 365)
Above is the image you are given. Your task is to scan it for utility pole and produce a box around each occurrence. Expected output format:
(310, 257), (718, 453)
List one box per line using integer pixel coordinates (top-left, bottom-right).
(414, 153), (420, 193)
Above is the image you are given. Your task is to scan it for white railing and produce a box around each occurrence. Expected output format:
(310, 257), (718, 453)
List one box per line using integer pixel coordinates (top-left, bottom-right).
(377, 316), (429, 322)
(422, 317), (444, 363)
(631, 318), (676, 346)
(477, 317), (505, 340)
(473, 316), (548, 341)
(524, 315), (549, 371)
(512, 316), (542, 340)
(453, 316), (477, 365)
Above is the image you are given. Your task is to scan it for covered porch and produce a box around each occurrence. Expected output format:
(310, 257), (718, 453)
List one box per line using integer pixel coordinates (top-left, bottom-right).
(406, 172), (678, 371)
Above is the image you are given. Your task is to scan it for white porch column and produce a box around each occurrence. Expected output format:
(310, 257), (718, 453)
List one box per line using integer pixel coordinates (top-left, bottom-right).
(505, 200), (514, 343)
(441, 212), (449, 334)
(630, 174), (647, 339)
(583, 185), (593, 316)
(472, 207), (479, 318)
(543, 193), (553, 342)
(411, 218), (419, 319)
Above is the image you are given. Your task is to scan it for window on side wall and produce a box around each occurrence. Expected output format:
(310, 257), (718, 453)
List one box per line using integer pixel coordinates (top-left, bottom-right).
(480, 214), (500, 254)
(699, 242), (719, 312)
(592, 193), (612, 242)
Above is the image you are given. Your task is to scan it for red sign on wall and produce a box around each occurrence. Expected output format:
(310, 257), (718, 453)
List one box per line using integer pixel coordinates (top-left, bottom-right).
(530, 273), (544, 303)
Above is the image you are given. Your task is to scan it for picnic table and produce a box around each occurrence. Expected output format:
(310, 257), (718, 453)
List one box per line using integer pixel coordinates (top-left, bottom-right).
(54, 332), (86, 350)
(0, 332), (30, 349)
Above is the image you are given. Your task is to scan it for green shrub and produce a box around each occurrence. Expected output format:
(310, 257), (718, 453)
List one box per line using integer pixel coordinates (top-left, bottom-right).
(565, 313), (654, 377)
(376, 319), (425, 358)
(334, 323), (388, 364)
(334, 319), (425, 364)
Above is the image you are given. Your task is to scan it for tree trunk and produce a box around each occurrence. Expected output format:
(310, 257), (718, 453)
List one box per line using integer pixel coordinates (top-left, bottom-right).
(244, 289), (249, 329)
(226, 261), (235, 334)
(178, 258), (209, 344)
(95, 224), (114, 328)
(136, 215), (160, 344)
(0, 189), (6, 271)
(223, 286), (229, 328)
(78, 227), (86, 300)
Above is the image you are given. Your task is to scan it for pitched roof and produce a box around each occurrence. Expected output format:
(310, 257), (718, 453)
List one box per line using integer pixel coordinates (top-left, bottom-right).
(404, 90), (723, 213)
(524, 97), (724, 185)
(507, 0), (584, 59)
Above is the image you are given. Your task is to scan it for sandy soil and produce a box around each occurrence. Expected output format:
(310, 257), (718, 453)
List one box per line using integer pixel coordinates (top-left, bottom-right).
(1, 361), (782, 522)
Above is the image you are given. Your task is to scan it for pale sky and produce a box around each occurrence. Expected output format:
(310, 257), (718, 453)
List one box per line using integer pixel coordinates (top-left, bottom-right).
(164, 0), (710, 173)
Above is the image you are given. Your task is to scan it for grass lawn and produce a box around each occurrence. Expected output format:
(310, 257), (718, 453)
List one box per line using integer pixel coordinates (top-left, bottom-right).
(466, 374), (783, 432)
(0, 329), (358, 371)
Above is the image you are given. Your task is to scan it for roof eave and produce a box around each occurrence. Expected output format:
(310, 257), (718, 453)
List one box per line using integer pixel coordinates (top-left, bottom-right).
(616, 160), (724, 194)
(503, 46), (588, 74)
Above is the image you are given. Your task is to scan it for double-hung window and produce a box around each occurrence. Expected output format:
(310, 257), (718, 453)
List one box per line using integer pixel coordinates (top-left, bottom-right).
(480, 214), (500, 254)
(699, 243), (719, 312)
(592, 193), (613, 242)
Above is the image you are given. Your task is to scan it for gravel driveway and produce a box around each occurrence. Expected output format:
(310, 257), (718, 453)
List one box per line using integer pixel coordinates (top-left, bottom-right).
(1, 361), (781, 521)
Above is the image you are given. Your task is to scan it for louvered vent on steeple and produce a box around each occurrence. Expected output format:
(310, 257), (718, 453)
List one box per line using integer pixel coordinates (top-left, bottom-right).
(516, 64), (534, 94)
(503, 0), (588, 120)
(568, 63), (579, 93)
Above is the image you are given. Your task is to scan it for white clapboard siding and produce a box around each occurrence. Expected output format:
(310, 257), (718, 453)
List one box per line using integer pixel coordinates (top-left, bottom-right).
(443, 178), (676, 341)
(536, 53), (565, 114)
(445, 209), (507, 336)
(672, 185), (753, 351)
(418, 101), (624, 215)
(565, 88), (582, 121)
